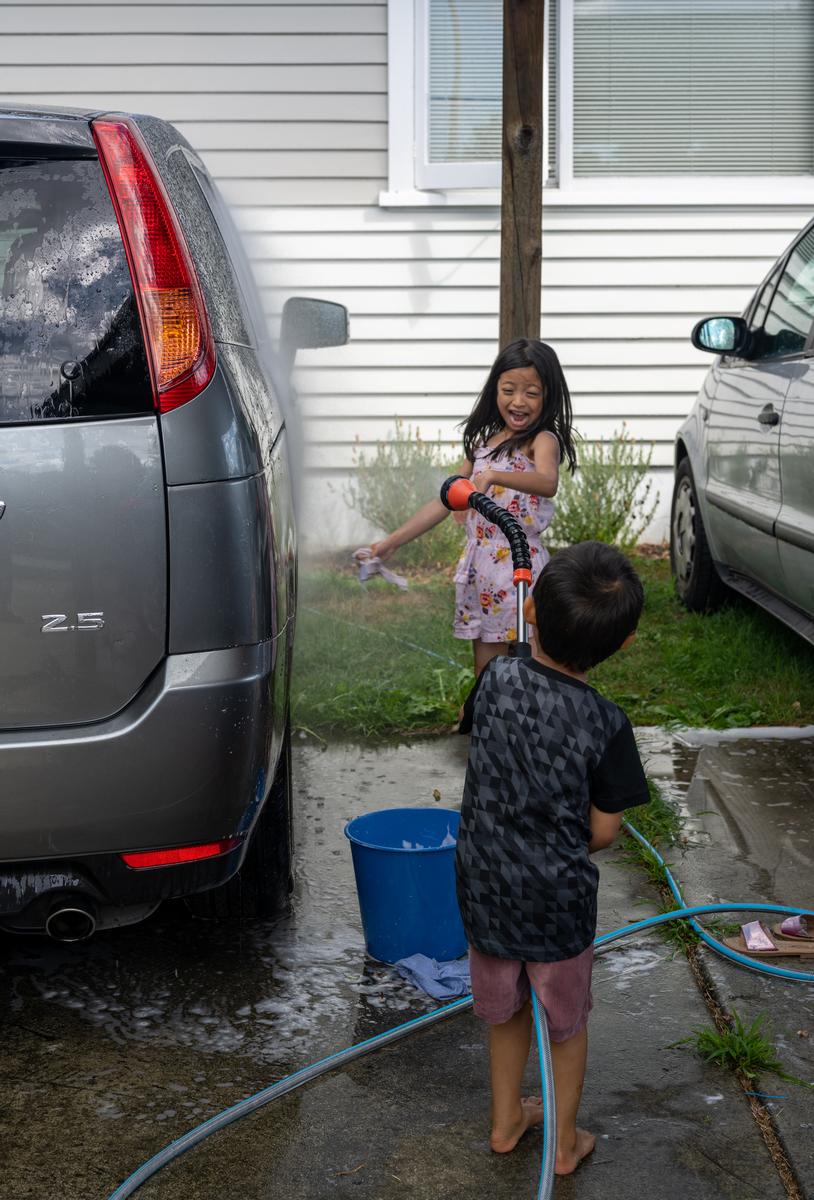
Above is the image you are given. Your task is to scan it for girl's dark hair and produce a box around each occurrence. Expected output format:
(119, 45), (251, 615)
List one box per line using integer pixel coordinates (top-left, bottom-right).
(461, 338), (577, 471)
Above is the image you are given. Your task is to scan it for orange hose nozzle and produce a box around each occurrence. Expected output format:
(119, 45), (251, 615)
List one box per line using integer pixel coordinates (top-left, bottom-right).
(443, 476), (476, 511)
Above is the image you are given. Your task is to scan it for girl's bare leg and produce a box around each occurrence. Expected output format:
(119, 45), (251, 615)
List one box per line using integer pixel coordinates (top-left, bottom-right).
(454, 641), (506, 730)
(550, 1027), (595, 1175)
(488, 1003), (545, 1152)
(473, 639), (506, 676)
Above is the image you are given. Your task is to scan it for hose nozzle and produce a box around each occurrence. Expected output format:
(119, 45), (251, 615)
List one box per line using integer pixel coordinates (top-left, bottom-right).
(440, 475), (476, 512)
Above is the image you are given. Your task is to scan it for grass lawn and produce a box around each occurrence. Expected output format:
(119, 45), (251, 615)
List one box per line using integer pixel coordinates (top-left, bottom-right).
(293, 555), (814, 738)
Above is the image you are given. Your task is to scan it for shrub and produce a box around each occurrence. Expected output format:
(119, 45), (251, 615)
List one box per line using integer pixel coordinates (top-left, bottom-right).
(344, 420), (466, 569)
(548, 426), (658, 551)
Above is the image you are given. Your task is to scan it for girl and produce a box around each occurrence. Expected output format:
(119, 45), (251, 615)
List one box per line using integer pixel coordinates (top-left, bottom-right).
(370, 339), (577, 677)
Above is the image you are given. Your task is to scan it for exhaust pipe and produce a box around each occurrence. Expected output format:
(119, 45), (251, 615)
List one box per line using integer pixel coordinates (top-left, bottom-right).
(45, 903), (97, 943)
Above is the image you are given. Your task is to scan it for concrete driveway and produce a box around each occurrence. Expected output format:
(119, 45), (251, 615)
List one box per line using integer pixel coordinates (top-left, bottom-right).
(0, 731), (812, 1200)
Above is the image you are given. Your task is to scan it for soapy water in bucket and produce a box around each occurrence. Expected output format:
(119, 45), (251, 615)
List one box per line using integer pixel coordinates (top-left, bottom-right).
(401, 826), (456, 850)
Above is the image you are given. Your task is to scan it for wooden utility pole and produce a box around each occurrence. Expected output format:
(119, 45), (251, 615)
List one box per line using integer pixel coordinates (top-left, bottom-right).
(499, 0), (545, 347)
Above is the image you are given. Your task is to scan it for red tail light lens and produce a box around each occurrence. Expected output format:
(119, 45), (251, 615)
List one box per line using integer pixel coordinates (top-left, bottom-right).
(120, 837), (241, 869)
(92, 117), (215, 413)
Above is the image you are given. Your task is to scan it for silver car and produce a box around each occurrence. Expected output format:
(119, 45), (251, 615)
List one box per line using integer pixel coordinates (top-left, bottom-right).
(0, 106), (346, 939)
(671, 217), (814, 640)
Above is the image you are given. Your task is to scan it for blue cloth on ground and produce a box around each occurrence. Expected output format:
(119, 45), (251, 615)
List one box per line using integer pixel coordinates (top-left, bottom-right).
(394, 953), (471, 1000)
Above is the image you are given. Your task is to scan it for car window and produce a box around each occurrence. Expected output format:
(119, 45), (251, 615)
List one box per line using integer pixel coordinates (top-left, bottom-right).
(752, 227), (814, 361)
(748, 261), (783, 333)
(0, 158), (152, 424)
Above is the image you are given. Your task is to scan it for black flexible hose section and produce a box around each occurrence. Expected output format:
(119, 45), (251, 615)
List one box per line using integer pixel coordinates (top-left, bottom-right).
(440, 476), (532, 573)
(470, 494), (532, 573)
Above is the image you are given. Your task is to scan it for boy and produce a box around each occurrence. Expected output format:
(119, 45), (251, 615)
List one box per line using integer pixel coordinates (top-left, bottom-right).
(455, 540), (649, 1175)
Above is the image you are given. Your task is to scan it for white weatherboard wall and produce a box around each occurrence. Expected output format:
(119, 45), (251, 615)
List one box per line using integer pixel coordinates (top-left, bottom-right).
(1, 2), (810, 549)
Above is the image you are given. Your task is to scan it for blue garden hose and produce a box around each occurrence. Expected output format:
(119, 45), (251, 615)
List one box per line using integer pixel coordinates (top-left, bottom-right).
(530, 991), (555, 1200)
(105, 820), (814, 1200)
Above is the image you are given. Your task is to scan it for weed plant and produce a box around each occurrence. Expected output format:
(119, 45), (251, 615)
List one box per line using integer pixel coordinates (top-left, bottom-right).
(690, 1012), (782, 1079)
(619, 780), (699, 951)
(548, 426), (657, 550)
(628, 779), (682, 849)
(679, 1011), (813, 1089)
(343, 419), (465, 569)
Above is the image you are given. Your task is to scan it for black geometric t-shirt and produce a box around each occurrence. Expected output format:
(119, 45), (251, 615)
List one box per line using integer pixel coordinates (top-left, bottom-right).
(455, 656), (649, 963)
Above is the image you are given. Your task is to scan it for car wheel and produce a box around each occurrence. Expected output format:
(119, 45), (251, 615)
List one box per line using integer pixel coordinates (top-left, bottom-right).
(670, 459), (726, 612)
(186, 722), (294, 919)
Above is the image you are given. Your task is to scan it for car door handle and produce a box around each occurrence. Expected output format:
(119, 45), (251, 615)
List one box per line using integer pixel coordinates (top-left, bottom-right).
(757, 405), (780, 426)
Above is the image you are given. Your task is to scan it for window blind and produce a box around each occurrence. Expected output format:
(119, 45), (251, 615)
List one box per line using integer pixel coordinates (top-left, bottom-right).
(427, 0), (558, 172)
(573, 0), (814, 176)
(428, 0), (503, 162)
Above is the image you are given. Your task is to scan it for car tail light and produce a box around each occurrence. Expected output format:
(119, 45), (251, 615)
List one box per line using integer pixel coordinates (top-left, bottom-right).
(120, 837), (241, 869)
(92, 117), (215, 413)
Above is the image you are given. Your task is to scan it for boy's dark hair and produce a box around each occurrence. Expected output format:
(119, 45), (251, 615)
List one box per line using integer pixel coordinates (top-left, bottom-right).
(533, 541), (644, 672)
(461, 338), (577, 473)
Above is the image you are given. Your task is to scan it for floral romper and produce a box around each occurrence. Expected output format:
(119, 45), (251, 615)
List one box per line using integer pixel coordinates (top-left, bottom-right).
(453, 442), (555, 643)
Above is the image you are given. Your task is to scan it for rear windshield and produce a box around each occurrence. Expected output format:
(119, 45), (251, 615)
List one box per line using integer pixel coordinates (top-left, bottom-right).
(0, 157), (152, 423)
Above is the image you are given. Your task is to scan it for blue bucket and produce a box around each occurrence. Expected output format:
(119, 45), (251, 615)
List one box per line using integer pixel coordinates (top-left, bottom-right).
(344, 807), (467, 963)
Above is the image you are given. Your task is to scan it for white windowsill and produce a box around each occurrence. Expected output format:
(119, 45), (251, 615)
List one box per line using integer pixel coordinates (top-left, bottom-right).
(379, 179), (814, 209)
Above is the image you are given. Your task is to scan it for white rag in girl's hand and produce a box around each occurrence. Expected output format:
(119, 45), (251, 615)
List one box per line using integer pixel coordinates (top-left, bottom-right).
(353, 548), (408, 590)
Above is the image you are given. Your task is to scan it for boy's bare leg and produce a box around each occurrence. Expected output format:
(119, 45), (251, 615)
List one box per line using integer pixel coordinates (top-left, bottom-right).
(489, 1003), (545, 1152)
(550, 1027), (595, 1174)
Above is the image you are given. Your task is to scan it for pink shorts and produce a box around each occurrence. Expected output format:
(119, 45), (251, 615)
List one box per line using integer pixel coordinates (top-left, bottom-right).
(469, 943), (594, 1042)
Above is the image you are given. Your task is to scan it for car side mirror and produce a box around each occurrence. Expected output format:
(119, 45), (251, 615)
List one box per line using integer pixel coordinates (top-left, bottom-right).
(691, 315), (749, 356)
(279, 297), (349, 375)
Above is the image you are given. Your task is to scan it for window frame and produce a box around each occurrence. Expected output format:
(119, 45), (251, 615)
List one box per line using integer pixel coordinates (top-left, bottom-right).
(412, 0), (555, 190)
(753, 226), (814, 361)
(382, 0), (814, 208)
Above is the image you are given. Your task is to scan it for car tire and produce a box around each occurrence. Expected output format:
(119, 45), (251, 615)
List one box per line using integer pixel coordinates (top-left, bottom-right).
(186, 722), (294, 919)
(670, 458), (726, 612)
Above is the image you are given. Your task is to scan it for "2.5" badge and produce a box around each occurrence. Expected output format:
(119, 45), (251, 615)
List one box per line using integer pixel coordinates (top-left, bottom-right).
(41, 613), (105, 633)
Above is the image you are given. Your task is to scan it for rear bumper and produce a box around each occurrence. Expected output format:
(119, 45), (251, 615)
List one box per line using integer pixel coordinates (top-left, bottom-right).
(0, 642), (280, 916)
(0, 840), (247, 932)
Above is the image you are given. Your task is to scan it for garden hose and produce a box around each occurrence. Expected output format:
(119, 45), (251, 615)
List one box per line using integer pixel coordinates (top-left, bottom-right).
(105, 876), (814, 1200)
(531, 991), (555, 1200)
(105, 484), (814, 1199)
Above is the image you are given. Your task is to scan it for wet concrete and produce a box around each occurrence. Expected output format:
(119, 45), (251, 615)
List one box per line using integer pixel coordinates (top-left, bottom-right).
(657, 733), (814, 1194)
(0, 732), (811, 1199)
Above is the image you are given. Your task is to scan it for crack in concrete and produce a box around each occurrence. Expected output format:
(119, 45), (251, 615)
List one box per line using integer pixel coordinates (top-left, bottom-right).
(649, 868), (805, 1200)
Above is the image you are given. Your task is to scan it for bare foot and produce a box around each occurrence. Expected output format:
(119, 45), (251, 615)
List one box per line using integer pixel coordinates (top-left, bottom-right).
(490, 1097), (545, 1153)
(555, 1127), (596, 1175)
